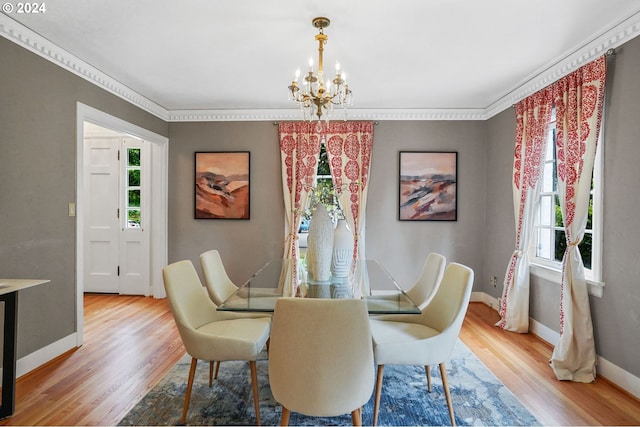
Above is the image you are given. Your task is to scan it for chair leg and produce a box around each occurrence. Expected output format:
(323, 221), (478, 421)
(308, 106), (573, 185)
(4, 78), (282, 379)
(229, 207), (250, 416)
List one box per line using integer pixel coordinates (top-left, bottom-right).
(181, 357), (198, 425)
(439, 362), (455, 426)
(250, 361), (261, 426)
(425, 365), (432, 392)
(209, 361), (214, 387)
(280, 407), (290, 426)
(214, 360), (221, 379)
(351, 407), (362, 426)
(373, 364), (384, 427)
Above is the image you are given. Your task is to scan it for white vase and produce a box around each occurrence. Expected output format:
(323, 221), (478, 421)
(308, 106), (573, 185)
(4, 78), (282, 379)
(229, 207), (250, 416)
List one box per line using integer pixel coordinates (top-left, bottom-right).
(331, 219), (354, 278)
(306, 204), (334, 282)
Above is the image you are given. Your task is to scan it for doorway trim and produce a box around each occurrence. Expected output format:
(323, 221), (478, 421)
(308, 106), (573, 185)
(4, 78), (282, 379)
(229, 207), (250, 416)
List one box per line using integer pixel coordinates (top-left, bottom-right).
(76, 102), (169, 346)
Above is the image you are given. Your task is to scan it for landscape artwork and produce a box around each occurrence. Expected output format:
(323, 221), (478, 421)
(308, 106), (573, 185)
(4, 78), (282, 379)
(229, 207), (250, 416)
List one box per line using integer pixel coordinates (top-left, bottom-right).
(195, 151), (250, 219)
(399, 151), (457, 221)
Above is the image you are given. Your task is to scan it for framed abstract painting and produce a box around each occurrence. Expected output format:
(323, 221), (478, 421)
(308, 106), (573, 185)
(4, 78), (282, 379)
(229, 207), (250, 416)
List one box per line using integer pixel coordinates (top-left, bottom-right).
(399, 151), (457, 221)
(195, 151), (250, 219)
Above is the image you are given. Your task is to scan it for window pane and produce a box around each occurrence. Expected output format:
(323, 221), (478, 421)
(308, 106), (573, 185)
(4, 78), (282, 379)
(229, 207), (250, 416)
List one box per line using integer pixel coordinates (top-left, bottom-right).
(554, 195), (563, 227)
(128, 189), (141, 207)
(537, 228), (551, 259)
(581, 232), (592, 269)
(318, 144), (330, 175)
(586, 194), (593, 230)
(542, 163), (554, 192)
(127, 209), (141, 228)
(128, 169), (140, 186)
(128, 148), (141, 166)
(555, 230), (566, 262)
(540, 195), (552, 226)
(546, 129), (555, 159)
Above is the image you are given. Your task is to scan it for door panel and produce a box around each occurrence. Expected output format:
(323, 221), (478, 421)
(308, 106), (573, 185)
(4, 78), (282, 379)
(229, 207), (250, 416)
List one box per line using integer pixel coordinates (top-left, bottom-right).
(118, 138), (149, 295)
(84, 138), (119, 293)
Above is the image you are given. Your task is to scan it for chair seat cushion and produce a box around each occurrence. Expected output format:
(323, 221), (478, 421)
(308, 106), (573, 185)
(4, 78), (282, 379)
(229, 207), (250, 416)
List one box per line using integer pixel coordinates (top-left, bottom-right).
(370, 319), (443, 365)
(193, 317), (271, 361)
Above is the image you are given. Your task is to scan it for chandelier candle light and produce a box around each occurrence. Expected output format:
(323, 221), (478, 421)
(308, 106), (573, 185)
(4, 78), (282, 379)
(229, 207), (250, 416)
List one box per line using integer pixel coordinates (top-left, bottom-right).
(288, 17), (352, 121)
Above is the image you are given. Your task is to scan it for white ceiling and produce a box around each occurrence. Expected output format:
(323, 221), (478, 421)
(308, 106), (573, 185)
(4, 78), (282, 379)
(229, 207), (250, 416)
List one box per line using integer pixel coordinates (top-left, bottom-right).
(2, 0), (640, 121)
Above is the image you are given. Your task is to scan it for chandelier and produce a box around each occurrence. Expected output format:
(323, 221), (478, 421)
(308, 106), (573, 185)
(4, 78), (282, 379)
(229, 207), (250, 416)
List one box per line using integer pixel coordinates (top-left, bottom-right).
(288, 17), (352, 121)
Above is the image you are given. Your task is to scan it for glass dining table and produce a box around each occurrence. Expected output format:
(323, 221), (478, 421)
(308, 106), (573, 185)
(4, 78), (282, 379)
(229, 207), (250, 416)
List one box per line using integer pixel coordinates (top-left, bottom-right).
(217, 259), (420, 315)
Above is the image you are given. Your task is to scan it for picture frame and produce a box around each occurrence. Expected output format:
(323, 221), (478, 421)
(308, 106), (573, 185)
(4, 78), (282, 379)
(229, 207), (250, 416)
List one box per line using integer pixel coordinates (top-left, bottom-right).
(399, 151), (457, 221)
(195, 151), (250, 219)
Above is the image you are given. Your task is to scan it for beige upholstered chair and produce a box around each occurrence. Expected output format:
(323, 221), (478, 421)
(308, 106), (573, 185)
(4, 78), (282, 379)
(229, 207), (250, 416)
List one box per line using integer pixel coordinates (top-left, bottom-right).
(406, 252), (446, 310)
(372, 252), (446, 322)
(370, 262), (474, 426)
(269, 298), (375, 426)
(199, 249), (240, 305)
(163, 260), (271, 425)
(199, 249), (271, 380)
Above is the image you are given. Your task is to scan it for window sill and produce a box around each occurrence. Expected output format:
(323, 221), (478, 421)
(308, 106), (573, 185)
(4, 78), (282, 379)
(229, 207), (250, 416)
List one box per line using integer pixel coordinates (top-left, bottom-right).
(529, 263), (605, 298)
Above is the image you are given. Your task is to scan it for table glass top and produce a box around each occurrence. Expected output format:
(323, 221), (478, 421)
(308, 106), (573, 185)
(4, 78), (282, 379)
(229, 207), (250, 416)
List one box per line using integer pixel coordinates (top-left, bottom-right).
(217, 259), (420, 315)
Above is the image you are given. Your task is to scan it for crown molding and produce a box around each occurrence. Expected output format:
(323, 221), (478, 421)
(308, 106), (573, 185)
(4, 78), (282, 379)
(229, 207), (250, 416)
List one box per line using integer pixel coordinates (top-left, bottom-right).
(2, 11), (640, 123)
(0, 13), (169, 121)
(165, 108), (488, 122)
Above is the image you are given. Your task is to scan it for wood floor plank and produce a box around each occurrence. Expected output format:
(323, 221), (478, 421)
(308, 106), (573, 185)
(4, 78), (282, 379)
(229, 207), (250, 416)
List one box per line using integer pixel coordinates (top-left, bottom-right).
(0, 295), (639, 425)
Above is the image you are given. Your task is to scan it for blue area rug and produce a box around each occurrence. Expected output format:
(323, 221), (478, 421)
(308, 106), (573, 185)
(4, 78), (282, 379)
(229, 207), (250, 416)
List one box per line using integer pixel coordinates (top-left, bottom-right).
(118, 340), (539, 426)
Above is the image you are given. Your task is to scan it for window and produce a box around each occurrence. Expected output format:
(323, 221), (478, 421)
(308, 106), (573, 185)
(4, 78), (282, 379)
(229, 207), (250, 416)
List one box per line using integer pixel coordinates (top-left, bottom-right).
(531, 109), (604, 295)
(299, 141), (342, 233)
(125, 147), (142, 229)
(298, 141), (344, 259)
(314, 141), (342, 221)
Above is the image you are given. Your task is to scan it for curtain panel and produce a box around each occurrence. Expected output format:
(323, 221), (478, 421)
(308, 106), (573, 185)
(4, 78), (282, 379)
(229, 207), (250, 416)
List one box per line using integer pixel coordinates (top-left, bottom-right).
(324, 121), (375, 297)
(550, 55), (606, 383)
(497, 87), (554, 333)
(278, 122), (322, 296)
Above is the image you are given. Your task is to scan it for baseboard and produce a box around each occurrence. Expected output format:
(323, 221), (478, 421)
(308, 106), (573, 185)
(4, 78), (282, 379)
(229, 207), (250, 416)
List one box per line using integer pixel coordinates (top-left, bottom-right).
(472, 291), (640, 400)
(15, 333), (78, 378)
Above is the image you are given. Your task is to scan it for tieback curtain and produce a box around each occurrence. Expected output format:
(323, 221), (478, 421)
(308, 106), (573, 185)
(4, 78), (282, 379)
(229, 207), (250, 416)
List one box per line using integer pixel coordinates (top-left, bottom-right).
(278, 122), (322, 296)
(497, 56), (606, 383)
(497, 87), (554, 333)
(550, 56), (606, 383)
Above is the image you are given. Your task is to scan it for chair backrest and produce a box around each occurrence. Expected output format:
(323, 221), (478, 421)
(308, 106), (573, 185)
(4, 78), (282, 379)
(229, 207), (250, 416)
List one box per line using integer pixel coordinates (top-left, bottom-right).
(269, 298), (375, 417)
(199, 249), (238, 305)
(406, 252), (446, 310)
(420, 262), (474, 337)
(163, 260), (220, 353)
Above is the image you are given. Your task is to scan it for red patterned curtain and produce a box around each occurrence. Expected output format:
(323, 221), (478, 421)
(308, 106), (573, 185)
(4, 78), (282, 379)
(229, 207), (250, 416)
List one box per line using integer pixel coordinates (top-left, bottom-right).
(497, 88), (554, 332)
(324, 121), (375, 297)
(278, 122), (322, 296)
(550, 56), (606, 382)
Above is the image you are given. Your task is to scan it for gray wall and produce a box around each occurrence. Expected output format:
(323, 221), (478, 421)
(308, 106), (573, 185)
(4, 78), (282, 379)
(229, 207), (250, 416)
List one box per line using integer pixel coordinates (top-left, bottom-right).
(366, 121), (487, 288)
(167, 122), (285, 283)
(0, 37), (168, 357)
(484, 35), (640, 378)
(167, 120), (487, 292)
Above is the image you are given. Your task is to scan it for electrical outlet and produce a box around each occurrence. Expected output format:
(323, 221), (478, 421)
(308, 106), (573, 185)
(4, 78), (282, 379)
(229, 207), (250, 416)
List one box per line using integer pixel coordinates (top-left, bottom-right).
(490, 275), (497, 287)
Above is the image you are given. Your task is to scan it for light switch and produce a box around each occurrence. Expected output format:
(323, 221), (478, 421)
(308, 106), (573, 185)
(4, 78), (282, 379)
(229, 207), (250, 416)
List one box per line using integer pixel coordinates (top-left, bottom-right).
(68, 202), (76, 217)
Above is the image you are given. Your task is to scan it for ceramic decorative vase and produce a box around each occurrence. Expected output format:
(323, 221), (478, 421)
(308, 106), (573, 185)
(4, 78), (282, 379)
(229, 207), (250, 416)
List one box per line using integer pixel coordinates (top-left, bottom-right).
(331, 219), (354, 278)
(306, 204), (334, 282)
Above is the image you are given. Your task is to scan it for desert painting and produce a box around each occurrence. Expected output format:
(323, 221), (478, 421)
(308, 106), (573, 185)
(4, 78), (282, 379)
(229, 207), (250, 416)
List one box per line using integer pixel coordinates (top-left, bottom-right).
(195, 152), (250, 219)
(399, 151), (457, 221)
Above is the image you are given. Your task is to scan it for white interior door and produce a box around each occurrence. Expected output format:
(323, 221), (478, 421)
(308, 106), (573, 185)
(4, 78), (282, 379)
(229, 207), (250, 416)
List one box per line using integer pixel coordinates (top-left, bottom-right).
(83, 131), (150, 295)
(84, 137), (120, 293)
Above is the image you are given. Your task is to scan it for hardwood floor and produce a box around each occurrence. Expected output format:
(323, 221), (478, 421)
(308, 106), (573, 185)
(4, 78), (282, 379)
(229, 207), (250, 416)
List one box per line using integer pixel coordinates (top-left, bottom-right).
(1, 295), (639, 426)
